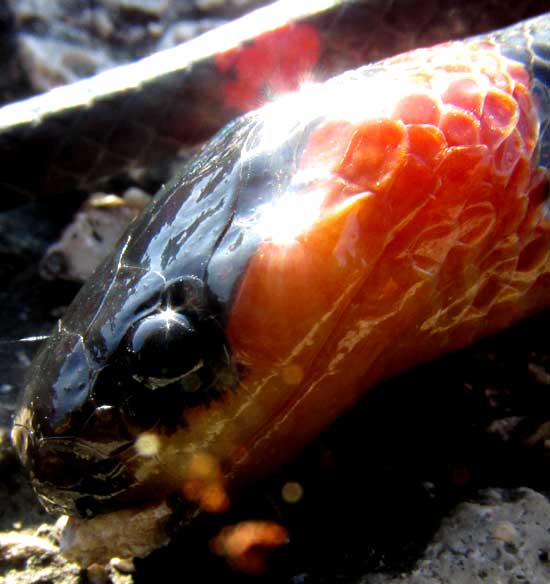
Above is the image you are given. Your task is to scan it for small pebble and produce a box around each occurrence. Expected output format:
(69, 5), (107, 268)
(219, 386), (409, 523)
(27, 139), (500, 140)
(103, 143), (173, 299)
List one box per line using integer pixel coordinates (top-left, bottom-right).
(493, 520), (519, 544)
(87, 563), (110, 584)
(103, 0), (172, 17)
(110, 557), (135, 574)
(528, 362), (550, 385)
(123, 186), (152, 210)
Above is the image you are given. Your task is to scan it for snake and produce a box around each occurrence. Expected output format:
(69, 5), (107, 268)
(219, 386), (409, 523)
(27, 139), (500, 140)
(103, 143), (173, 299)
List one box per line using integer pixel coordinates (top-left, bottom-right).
(6, 0), (550, 566)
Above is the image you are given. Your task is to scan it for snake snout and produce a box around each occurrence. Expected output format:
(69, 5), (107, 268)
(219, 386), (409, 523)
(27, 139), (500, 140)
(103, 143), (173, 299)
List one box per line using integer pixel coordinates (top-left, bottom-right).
(19, 432), (134, 516)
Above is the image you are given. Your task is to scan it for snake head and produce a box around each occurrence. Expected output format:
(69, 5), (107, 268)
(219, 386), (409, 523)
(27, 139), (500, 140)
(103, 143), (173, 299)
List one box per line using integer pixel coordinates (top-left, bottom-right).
(10, 135), (248, 517)
(12, 250), (235, 516)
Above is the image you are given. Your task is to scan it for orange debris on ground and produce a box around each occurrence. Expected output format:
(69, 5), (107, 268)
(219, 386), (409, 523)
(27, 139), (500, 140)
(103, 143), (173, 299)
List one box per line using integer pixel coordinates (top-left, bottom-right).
(210, 520), (289, 575)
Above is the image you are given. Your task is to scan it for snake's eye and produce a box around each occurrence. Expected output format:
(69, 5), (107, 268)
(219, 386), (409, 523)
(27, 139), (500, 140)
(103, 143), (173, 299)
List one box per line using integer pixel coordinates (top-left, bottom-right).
(125, 311), (203, 382)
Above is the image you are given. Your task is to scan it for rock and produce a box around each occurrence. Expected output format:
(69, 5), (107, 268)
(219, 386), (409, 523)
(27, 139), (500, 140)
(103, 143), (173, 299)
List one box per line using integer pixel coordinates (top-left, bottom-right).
(363, 488), (550, 584)
(157, 18), (224, 49)
(40, 190), (150, 283)
(0, 531), (81, 584)
(528, 362), (550, 385)
(60, 501), (172, 567)
(102, 0), (173, 17)
(0, 521), (133, 584)
(3, 0), (270, 99)
(18, 33), (114, 91)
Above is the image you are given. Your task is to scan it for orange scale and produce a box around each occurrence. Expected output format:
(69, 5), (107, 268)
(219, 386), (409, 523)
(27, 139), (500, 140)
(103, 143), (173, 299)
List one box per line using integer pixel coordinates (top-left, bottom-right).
(441, 78), (483, 116)
(436, 144), (490, 188)
(482, 66), (513, 95)
(459, 182), (506, 249)
(517, 169), (550, 236)
(517, 233), (550, 274)
(387, 47), (426, 66)
(228, 191), (384, 369)
(513, 84), (538, 156)
(506, 62), (530, 87)
(440, 108), (480, 146)
(517, 197), (545, 241)
(383, 155), (438, 226)
(527, 166), (548, 193)
(478, 239), (521, 275)
(504, 192), (529, 239)
(410, 220), (458, 274)
(388, 174), (460, 255)
(380, 203), (439, 262)
(434, 178), (493, 221)
(493, 129), (525, 177)
(337, 119), (407, 193)
(468, 41), (494, 52)
(490, 183), (530, 242)
(436, 244), (479, 304)
(424, 49), (460, 69)
(433, 314), (484, 354)
(431, 309), (472, 347)
(406, 124), (446, 166)
(462, 176), (496, 206)
(472, 276), (504, 314)
(505, 157), (531, 197)
(298, 119), (355, 172)
(352, 252), (434, 321)
(392, 93), (441, 125)
(362, 284), (443, 373)
(441, 63), (471, 74)
(457, 202), (497, 247)
(480, 88), (519, 150)
(473, 190), (519, 251)
(438, 294), (473, 329)
(320, 177), (364, 210)
(469, 51), (501, 72)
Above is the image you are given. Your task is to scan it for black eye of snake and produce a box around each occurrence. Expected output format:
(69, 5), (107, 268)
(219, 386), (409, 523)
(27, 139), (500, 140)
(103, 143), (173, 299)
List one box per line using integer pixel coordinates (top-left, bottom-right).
(125, 311), (203, 382)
